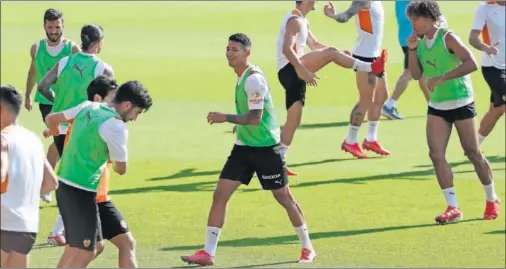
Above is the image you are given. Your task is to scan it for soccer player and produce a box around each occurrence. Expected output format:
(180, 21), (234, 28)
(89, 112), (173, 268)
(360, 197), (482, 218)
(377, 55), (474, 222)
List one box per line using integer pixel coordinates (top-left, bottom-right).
(469, 0), (505, 146)
(44, 80), (151, 268)
(181, 34), (316, 266)
(1, 85), (58, 268)
(324, 0), (391, 159)
(406, 1), (500, 224)
(24, 8), (79, 203)
(276, 1), (387, 173)
(37, 23), (114, 246)
(47, 76), (138, 268)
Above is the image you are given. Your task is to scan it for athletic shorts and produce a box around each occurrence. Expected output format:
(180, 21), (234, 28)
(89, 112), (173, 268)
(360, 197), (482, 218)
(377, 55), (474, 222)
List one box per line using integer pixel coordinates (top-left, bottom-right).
(278, 63), (306, 110)
(427, 102), (477, 123)
(98, 200), (129, 240)
(0, 230), (36, 255)
(482, 66), (506, 107)
(402, 46), (409, 70)
(219, 144), (288, 190)
(38, 104), (53, 123)
(352, 54), (377, 63)
(53, 134), (66, 157)
(56, 181), (102, 251)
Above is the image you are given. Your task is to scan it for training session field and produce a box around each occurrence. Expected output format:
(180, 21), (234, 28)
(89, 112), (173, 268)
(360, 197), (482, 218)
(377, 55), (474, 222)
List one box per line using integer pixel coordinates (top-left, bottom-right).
(1, 1), (505, 268)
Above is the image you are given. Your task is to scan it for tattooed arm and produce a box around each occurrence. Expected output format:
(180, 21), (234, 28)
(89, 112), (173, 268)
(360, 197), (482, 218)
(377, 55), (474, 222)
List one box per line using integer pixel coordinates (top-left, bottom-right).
(335, 0), (368, 23)
(37, 63), (59, 103)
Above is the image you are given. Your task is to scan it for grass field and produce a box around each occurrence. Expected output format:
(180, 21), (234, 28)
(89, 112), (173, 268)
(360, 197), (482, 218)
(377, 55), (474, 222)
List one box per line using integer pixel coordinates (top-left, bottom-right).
(1, 1), (505, 268)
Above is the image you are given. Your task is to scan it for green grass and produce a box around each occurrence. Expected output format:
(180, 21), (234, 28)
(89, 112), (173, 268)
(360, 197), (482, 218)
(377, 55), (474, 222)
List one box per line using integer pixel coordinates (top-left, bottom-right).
(1, 1), (505, 268)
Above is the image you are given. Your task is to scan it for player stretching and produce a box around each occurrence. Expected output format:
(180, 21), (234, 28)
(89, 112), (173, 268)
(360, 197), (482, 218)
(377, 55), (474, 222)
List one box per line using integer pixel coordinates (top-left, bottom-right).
(182, 34), (316, 265)
(406, 1), (500, 224)
(37, 23), (113, 247)
(324, 0), (391, 158)
(45, 80), (151, 268)
(24, 8), (79, 203)
(47, 76), (138, 268)
(1, 85), (58, 268)
(469, 0), (505, 146)
(276, 1), (387, 173)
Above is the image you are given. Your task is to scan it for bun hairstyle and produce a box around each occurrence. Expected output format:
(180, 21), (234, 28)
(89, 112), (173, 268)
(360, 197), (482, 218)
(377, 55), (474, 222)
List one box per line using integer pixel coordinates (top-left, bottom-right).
(80, 23), (104, 50)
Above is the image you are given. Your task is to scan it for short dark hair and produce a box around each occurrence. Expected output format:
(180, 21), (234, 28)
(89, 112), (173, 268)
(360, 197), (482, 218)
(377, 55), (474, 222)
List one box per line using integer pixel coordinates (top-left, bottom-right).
(81, 23), (104, 51)
(228, 33), (252, 50)
(113, 81), (152, 112)
(43, 8), (63, 23)
(406, 1), (442, 21)
(0, 85), (22, 115)
(87, 75), (118, 101)
(296, 1), (302, 5)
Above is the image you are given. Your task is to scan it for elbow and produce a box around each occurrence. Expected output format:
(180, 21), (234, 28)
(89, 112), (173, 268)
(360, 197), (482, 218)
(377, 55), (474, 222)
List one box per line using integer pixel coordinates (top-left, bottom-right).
(469, 58), (478, 72)
(115, 167), (126, 176)
(52, 180), (59, 191)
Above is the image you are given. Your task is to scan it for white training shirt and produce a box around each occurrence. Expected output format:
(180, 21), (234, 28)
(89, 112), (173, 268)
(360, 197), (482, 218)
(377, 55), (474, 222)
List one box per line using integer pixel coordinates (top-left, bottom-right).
(276, 9), (309, 71)
(471, 2), (505, 69)
(1, 125), (45, 233)
(35, 38), (67, 57)
(352, 1), (384, 58)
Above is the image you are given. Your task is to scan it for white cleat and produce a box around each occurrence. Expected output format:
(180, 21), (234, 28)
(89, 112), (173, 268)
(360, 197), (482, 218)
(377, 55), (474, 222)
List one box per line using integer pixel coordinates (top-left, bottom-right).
(41, 193), (52, 203)
(298, 248), (316, 264)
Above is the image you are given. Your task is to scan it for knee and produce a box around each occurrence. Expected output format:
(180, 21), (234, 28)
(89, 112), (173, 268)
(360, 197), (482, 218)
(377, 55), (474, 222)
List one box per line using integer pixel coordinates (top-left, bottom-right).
(273, 189), (296, 208)
(466, 149), (484, 163)
(212, 188), (231, 205)
(324, 46), (339, 60)
(401, 70), (412, 81)
(95, 241), (105, 257)
(429, 151), (445, 164)
(119, 236), (136, 252)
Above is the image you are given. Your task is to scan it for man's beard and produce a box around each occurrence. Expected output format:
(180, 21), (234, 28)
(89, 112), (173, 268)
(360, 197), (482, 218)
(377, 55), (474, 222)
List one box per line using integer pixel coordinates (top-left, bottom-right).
(46, 32), (62, 43)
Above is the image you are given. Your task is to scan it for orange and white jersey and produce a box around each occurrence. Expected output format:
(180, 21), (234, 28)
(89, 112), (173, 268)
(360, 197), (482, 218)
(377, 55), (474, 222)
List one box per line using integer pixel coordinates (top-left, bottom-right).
(352, 1), (384, 58)
(276, 9), (309, 71)
(472, 1), (505, 69)
(1, 125), (45, 233)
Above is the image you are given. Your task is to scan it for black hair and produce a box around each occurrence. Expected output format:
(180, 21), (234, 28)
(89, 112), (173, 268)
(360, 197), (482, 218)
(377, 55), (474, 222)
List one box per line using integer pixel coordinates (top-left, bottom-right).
(87, 75), (118, 101)
(43, 8), (63, 23)
(296, 1), (302, 5)
(113, 81), (152, 112)
(406, 0), (442, 21)
(0, 85), (22, 115)
(228, 33), (252, 50)
(81, 23), (104, 51)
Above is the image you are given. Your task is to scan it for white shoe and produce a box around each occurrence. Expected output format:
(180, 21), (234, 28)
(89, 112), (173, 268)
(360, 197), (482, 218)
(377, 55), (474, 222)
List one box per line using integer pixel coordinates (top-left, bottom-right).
(41, 193), (52, 203)
(298, 248), (316, 264)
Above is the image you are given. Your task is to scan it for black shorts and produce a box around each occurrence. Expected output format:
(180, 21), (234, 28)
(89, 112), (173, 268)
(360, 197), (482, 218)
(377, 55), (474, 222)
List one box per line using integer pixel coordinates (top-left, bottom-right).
(98, 201), (129, 240)
(56, 182), (102, 250)
(352, 54), (377, 63)
(482, 66), (506, 107)
(427, 102), (477, 123)
(278, 63), (306, 110)
(39, 104), (53, 123)
(402, 46), (409, 70)
(0, 230), (36, 255)
(53, 134), (66, 157)
(219, 144), (288, 190)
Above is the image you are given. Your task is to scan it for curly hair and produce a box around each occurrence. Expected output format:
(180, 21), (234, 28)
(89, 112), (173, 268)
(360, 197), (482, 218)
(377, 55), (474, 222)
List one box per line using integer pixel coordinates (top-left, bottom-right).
(406, 0), (442, 21)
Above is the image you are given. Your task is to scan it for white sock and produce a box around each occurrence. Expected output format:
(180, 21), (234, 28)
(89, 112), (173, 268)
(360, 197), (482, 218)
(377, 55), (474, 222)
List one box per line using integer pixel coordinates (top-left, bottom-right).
(478, 133), (486, 145)
(204, 226), (221, 256)
(51, 213), (65, 237)
(353, 60), (372, 72)
(385, 99), (396, 108)
(483, 182), (498, 202)
(295, 223), (313, 250)
(280, 142), (289, 161)
(442, 187), (458, 208)
(345, 125), (360, 144)
(366, 121), (379, 142)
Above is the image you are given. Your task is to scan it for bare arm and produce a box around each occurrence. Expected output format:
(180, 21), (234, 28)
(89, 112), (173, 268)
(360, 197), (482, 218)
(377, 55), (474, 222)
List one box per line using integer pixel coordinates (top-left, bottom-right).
(408, 50), (423, 80)
(37, 64), (59, 103)
(441, 32), (478, 81)
(468, 29), (489, 51)
(71, 43), (81, 54)
(0, 135), (7, 184)
(306, 28), (327, 51)
(282, 17), (306, 72)
(225, 109), (262, 126)
(40, 158), (58, 194)
(25, 44), (37, 103)
(334, 0), (368, 23)
(45, 112), (70, 134)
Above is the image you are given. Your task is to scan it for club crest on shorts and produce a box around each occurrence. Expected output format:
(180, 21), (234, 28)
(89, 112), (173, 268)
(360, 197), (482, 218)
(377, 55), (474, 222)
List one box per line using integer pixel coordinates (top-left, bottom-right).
(120, 220), (128, 229)
(83, 238), (91, 248)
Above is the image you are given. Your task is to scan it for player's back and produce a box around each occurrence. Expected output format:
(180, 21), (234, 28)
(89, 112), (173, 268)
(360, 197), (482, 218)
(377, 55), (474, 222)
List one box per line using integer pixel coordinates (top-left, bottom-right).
(276, 9), (309, 71)
(1, 125), (45, 233)
(353, 1), (384, 58)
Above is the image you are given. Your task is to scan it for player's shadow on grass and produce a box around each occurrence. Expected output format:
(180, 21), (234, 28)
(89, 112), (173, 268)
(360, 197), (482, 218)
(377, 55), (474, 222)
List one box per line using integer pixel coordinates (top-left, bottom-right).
(413, 155), (505, 169)
(484, 230), (505, 235)
(161, 218), (481, 252)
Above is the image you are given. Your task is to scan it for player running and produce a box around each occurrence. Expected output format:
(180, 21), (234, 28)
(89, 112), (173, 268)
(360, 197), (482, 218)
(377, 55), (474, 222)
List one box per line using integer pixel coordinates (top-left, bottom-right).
(24, 8), (79, 203)
(324, 0), (391, 159)
(276, 1), (387, 173)
(37, 23), (114, 246)
(44, 80), (152, 268)
(406, 1), (500, 224)
(1, 85), (58, 268)
(181, 34), (316, 266)
(469, 0), (505, 146)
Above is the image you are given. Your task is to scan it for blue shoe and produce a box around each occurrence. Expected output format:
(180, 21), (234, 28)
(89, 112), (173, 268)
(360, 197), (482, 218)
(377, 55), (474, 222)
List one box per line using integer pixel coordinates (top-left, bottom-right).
(382, 105), (404, 120)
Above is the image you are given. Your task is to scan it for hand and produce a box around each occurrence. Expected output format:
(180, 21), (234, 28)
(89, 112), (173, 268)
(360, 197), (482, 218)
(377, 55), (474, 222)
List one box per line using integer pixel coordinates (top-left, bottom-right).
(426, 76), (445, 92)
(207, 112), (226, 125)
(295, 67), (319, 87)
(24, 95), (32, 111)
(232, 125), (237, 134)
(323, 1), (336, 18)
(407, 31), (420, 50)
(484, 41), (499, 56)
(42, 129), (51, 138)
